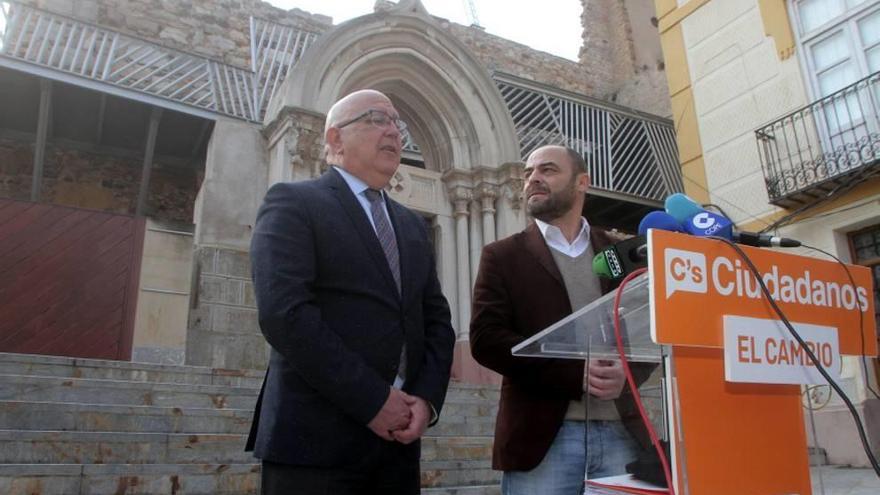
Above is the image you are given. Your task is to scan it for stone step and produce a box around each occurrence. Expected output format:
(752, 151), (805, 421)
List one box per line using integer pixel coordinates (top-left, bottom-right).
(0, 463), (260, 495)
(421, 459), (500, 488)
(421, 436), (494, 463)
(0, 375), (257, 410)
(0, 399), (495, 437)
(422, 487), (501, 495)
(0, 463), (501, 494)
(0, 430), (253, 465)
(0, 376), (497, 431)
(0, 352), (500, 403)
(0, 400), (254, 434)
(0, 430), (493, 466)
(0, 352), (264, 388)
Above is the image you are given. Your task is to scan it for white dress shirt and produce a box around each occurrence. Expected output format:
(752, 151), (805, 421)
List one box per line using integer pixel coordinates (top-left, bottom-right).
(534, 217), (592, 258)
(333, 166), (393, 235)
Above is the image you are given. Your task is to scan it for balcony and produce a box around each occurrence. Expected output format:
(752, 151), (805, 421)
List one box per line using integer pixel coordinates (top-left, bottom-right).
(756, 70), (880, 208)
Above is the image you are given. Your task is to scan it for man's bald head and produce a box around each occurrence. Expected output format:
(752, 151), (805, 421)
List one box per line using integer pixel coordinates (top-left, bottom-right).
(322, 89), (403, 189)
(324, 89), (392, 135)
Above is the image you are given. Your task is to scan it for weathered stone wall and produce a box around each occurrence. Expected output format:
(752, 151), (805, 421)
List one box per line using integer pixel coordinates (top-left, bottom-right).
(441, 21), (597, 97)
(580, 0), (671, 116)
(186, 246), (268, 370)
(0, 136), (199, 223)
(26, 0), (331, 68)
(25, 0), (668, 115)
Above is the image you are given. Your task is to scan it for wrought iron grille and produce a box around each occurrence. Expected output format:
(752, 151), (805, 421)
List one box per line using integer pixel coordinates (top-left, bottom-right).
(0, 1), (319, 122)
(250, 16), (319, 120)
(493, 74), (683, 201)
(756, 70), (880, 204)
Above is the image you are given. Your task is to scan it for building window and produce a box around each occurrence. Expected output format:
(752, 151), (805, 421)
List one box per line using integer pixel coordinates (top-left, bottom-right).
(848, 224), (880, 329)
(792, 0), (880, 147)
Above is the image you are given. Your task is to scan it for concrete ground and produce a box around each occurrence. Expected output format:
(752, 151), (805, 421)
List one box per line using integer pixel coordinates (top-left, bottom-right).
(811, 466), (880, 494)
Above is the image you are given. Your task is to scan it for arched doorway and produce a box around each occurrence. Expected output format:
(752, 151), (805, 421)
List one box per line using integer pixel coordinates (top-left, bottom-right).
(262, 1), (523, 383)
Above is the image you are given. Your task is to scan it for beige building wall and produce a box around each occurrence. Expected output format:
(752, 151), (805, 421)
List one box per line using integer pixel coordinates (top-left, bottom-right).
(678, 0), (809, 226)
(131, 219), (194, 365)
(655, 0), (880, 467)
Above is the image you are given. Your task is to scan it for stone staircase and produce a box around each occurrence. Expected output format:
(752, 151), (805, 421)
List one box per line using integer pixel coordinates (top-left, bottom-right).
(0, 352), (501, 494)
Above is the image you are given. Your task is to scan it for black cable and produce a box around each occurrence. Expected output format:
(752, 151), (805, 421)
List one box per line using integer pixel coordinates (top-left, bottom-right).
(709, 236), (880, 477)
(801, 243), (880, 401)
(703, 203), (734, 225)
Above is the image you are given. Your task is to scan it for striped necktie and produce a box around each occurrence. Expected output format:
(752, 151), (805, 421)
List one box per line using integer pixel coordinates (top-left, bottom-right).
(364, 188), (406, 384)
(364, 189), (401, 293)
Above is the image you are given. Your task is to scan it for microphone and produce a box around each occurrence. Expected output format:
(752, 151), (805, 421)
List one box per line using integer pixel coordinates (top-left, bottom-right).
(664, 193), (802, 248)
(663, 193), (703, 223)
(680, 210), (734, 240)
(732, 231), (801, 248)
(592, 235), (648, 279)
(638, 211), (683, 236)
(664, 193), (734, 240)
(594, 211), (689, 279)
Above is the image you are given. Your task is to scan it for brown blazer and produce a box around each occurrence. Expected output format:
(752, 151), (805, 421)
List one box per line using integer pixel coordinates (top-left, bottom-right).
(470, 223), (652, 471)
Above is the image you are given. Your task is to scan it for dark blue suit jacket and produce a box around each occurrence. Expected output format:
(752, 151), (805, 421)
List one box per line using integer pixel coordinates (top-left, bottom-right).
(246, 167), (455, 466)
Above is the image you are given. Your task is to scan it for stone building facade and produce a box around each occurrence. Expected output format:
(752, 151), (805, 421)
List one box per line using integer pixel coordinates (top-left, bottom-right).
(0, 0), (676, 384)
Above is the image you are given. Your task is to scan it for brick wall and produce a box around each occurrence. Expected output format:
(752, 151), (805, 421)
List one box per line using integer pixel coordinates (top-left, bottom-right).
(0, 136), (199, 223)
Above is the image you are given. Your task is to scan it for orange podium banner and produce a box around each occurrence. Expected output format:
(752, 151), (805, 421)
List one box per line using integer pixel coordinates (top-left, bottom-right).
(648, 229), (876, 355)
(646, 230), (877, 495)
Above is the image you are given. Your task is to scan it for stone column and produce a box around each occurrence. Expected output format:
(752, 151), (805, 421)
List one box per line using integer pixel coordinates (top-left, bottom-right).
(495, 162), (526, 239)
(187, 109), (326, 371)
(479, 184), (498, 245)
(188, 119), (269, 370)
(435, 213), (459, 326)
(468, 198), (482, 288)
(452, 191), (472, 335)
(264, 107), (327, 185)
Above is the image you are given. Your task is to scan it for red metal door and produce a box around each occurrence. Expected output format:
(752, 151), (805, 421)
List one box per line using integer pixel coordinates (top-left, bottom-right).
(0, 199), (145, 360)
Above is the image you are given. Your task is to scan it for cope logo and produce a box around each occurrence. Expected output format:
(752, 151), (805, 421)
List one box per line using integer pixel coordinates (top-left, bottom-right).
(665, 248), (707, 298)
(691, 212), (716, 230)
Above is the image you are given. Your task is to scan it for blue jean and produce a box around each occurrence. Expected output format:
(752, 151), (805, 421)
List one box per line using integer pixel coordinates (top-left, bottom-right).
(502, 420), (639, 495)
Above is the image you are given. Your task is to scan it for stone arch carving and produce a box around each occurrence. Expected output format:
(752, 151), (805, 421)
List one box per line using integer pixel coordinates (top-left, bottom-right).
(265, 2), (521, 172)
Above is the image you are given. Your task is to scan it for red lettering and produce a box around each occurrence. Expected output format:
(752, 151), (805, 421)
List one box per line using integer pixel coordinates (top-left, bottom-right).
(738, 335), (750, 363)
(778, 340), (789, 365)
(765, 338), (777, 365)
(821, 343), (834, 368)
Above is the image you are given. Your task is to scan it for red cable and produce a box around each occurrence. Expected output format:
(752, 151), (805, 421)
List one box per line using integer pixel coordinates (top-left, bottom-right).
(611, 267), (675, 495)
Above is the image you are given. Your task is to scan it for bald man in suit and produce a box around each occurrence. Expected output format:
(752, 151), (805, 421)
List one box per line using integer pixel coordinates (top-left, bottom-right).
(247, 89), (455, 495)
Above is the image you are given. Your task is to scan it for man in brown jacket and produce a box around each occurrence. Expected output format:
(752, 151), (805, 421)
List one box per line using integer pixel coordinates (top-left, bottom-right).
(470, 145), (650, 494)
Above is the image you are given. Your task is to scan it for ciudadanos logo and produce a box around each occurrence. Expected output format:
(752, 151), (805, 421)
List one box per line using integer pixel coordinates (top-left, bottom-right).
(665, 248), (707, 298)
(664, 248), (870, 312)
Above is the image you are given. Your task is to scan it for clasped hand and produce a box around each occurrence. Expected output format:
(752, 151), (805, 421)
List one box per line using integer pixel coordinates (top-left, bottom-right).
(367, 387), (430, 444)
(583, 359), (626, 400)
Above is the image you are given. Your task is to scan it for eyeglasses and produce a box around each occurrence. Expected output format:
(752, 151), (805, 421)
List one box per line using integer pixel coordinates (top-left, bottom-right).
(337, 109), (407, 133)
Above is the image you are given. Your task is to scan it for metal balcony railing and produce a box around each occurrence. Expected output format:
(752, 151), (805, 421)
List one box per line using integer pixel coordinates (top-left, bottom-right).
(0, 1), (319, 122)
(493, 73), (683, 202)
(756, 70), (880, 207)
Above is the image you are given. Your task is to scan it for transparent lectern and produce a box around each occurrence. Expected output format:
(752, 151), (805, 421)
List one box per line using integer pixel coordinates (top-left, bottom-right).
(510, 229), (879, 495)
(512, 273), (671, 495)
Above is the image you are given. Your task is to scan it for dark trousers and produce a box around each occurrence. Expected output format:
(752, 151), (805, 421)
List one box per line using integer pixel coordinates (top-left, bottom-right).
(260, 440), (421, 495)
